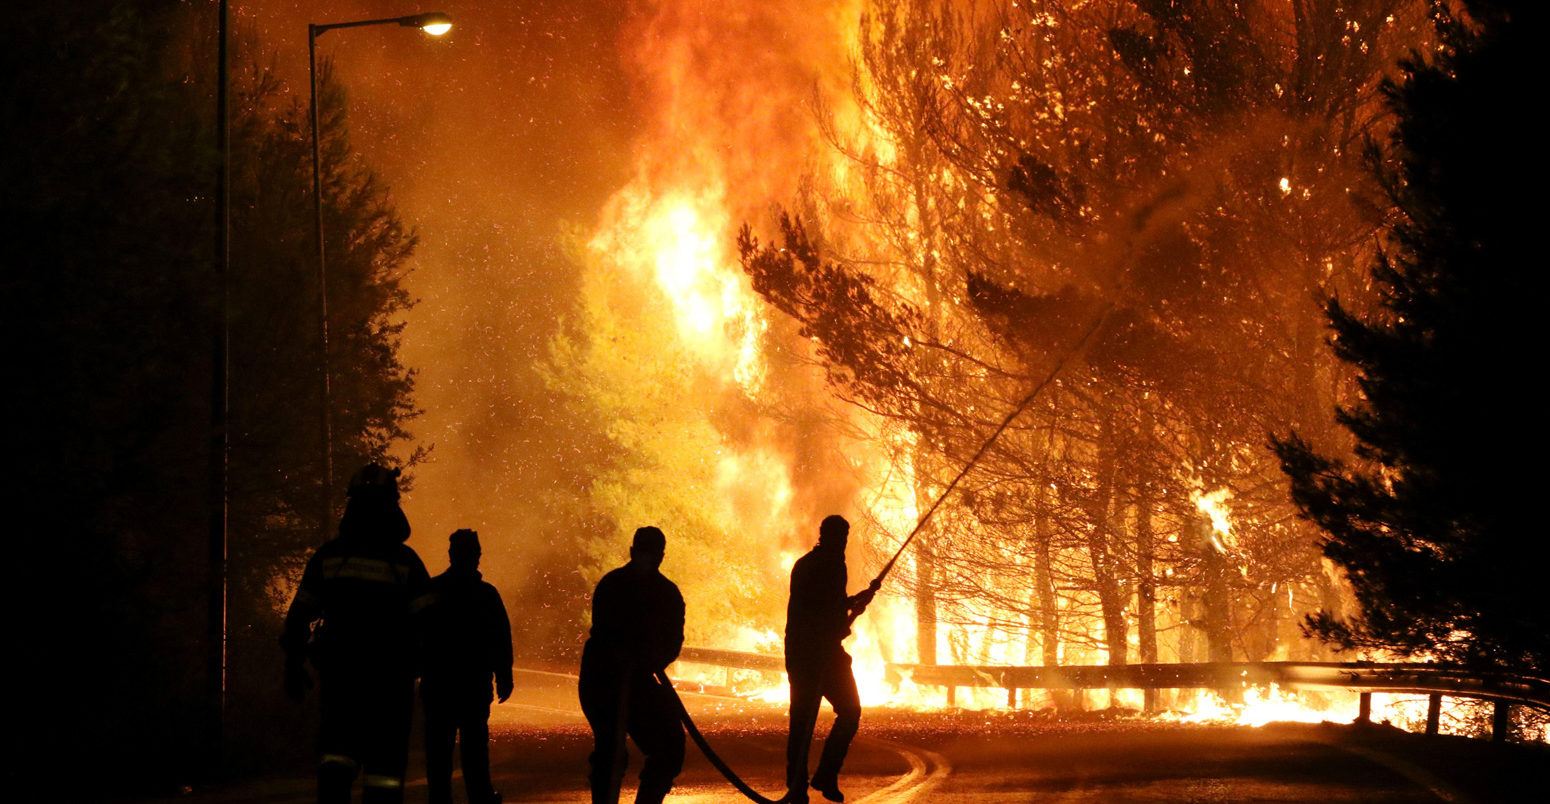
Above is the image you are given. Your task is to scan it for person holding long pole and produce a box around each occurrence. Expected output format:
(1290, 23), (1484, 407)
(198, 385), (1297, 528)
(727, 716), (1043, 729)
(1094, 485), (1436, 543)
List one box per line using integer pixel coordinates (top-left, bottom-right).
(784, 515), (878, 804)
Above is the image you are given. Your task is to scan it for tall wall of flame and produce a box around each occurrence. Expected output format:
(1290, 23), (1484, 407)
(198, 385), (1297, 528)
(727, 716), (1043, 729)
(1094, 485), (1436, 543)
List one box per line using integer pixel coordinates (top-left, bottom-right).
(576, 0), (928, 663)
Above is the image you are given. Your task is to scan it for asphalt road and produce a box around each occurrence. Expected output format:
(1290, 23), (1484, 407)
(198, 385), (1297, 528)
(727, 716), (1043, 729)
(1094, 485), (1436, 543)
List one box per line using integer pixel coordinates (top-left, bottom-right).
(164, 668), (1545, 804)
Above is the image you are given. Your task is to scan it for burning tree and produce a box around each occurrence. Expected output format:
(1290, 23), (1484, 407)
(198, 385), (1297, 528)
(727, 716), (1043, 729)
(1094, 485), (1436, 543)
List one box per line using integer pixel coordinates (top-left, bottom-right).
(1276, 1), (1545, 674)
(741, 0), (1428, 681)
(543, 217), (791, 645)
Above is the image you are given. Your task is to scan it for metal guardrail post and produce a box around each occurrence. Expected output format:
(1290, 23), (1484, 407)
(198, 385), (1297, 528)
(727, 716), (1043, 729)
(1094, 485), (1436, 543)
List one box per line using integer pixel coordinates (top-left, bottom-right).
(1426, 693), (1442, 735)
(1492, 701), (1511, 743)
(1357, 692), (1372, 724)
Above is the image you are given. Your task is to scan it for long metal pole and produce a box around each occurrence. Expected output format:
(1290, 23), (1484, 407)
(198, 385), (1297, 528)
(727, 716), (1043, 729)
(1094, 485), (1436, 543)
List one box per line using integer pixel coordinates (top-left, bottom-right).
(206, 0), (231, 774)
(864, 304), (1115, 595)
(305, 13), (449, 536)
(308, 26), (334, 540)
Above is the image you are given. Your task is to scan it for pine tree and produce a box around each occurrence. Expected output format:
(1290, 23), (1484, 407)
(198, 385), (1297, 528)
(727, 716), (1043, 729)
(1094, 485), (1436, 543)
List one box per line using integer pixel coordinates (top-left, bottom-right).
(1274, 1), (1543, 672)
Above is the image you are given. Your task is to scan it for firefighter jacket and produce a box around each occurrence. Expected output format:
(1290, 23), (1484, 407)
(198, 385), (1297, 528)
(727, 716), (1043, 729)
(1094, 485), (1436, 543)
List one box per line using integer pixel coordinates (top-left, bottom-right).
(580, 561), (684, 685)
(419, 567), (513, 702)
(784, 544), (850, 669)
(282, 532), (431, 678)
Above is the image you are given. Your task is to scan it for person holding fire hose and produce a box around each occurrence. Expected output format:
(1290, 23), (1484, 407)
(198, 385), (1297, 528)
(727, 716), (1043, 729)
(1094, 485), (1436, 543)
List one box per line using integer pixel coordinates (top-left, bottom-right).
(579, 526), (687, 804)
(419, 528), (515, 804)
(281, 463), (431, 804)
(656, 315), (1108, 804)
(785, 515), (877, 804)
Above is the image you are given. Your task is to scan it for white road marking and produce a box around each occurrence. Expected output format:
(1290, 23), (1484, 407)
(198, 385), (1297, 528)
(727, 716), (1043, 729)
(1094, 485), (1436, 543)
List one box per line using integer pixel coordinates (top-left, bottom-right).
(515, 668), (581, 680)
(502, 701), (588, 718)
(506, 667), (952, 802)
(851, 736), (952, 804)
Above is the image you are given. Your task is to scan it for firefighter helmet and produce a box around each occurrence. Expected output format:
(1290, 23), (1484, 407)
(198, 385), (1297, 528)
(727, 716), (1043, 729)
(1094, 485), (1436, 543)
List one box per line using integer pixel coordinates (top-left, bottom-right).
(347, 463), (401, 498)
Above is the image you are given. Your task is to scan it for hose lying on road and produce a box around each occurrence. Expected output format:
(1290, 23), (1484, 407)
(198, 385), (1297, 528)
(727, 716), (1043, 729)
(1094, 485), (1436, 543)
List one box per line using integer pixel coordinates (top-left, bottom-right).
(657, 670), (791, 804)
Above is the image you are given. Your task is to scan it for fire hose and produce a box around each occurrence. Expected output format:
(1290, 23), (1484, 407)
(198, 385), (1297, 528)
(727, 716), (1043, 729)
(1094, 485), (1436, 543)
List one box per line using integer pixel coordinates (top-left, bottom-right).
(632, 308), (1114, 804)
(657, 669), (793, 804)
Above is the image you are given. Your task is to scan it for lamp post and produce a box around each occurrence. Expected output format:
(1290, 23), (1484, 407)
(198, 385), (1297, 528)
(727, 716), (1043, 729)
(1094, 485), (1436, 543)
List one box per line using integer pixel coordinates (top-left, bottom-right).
(208, 0), (231, 772)
(308, 11), (451, 535)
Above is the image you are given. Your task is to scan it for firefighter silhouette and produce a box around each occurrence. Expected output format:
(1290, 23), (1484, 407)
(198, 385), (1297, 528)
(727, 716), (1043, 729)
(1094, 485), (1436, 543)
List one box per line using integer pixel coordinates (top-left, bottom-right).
(282, 464), (431, 804)
(420, 529), (514, 804)
(577, 526), (686, 804)
(785, 515), (877, 804)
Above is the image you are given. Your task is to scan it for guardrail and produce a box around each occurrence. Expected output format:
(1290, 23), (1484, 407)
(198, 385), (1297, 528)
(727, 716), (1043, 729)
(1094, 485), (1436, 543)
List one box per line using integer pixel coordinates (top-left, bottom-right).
(672, 647), (1550, 743)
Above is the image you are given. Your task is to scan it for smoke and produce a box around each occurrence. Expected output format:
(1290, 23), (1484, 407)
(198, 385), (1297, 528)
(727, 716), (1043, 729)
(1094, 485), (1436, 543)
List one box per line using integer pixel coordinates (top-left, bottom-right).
(230, 0), (901, 653)
(231, 1), (644, 647)
(618, 0), (859, 212)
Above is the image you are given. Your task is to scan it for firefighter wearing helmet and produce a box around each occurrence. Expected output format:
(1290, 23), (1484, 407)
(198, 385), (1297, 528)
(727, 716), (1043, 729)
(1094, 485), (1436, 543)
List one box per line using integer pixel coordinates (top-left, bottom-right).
(283, 464), (431, 804)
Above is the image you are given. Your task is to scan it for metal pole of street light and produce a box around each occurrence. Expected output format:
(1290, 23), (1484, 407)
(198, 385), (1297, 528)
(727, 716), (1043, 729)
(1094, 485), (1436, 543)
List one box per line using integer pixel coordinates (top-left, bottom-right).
(207, 0), (231, 773)
(308, 11), (451, 541)
(307, 24), (333, 542)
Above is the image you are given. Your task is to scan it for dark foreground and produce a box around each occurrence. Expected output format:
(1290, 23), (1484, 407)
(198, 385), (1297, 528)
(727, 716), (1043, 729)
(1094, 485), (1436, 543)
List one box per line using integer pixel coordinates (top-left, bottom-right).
(144, 669), (1543, 804)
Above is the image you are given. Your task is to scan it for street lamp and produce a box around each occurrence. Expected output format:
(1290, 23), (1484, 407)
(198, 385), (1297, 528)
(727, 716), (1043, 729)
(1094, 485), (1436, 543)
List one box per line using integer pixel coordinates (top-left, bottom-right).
(308, 11), (451, 535)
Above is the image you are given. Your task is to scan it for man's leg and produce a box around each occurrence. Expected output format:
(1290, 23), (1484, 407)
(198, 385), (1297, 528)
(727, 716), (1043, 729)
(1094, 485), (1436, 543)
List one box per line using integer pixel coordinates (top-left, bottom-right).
(457, 699), (497, 803)
(785, 664), (823, 803)
(627, 677), (684, 804)
(580, 674), (627, 804)
(316, 675), (361, 804)
(423, 694), (458, 804)
(362, 676), (415, 804)
(810, 652), (861, 802)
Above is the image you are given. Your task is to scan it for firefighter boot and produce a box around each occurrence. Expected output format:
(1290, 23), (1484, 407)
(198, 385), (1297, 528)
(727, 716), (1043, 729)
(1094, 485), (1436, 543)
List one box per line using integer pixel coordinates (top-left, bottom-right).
(361, 773), (405, 804)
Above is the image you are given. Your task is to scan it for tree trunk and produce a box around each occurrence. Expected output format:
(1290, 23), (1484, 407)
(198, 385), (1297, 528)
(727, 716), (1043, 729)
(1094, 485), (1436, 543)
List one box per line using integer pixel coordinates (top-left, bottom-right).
(914, 533), (938, 665)
(1029, 486), (1072, 709)
(1196, 514), (1238, 701)
(1033, 504), (1060, 668)
(1135, 492), (1159, 712)
(907, 128), (943, 670)
(1087, 417), (1129, 669)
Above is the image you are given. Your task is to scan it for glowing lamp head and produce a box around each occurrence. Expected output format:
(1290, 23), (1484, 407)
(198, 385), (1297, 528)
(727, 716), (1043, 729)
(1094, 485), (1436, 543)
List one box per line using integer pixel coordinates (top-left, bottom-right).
(403, 12), (452, 36)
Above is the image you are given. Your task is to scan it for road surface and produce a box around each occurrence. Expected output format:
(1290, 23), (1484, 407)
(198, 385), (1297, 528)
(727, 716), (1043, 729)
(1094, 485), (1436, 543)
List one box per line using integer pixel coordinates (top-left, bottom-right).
(165, 668), (1544, 803)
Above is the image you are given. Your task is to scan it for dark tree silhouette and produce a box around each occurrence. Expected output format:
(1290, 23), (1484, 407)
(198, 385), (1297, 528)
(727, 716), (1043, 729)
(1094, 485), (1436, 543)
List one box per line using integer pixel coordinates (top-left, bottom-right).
(6, 3), (218, 791)
(1275, 1), (1543, 672)
(222, 52), (423, 774)
(6, 3), (423, 790)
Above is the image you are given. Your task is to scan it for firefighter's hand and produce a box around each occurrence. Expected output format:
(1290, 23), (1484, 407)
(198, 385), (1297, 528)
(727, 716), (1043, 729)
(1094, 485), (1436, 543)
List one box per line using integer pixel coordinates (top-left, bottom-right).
(284, 661), (313, 702)
(496, 677), (513, 703)
(848, 588), (876, 620)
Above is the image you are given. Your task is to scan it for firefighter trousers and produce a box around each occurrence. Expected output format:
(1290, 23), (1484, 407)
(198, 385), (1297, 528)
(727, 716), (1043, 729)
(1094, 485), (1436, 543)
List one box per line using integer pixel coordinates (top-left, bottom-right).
(579, 671), (685, 804)
(424, 691), (497, 804)
(785, 648), (861, 802)
(317, 671), (416, 804)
